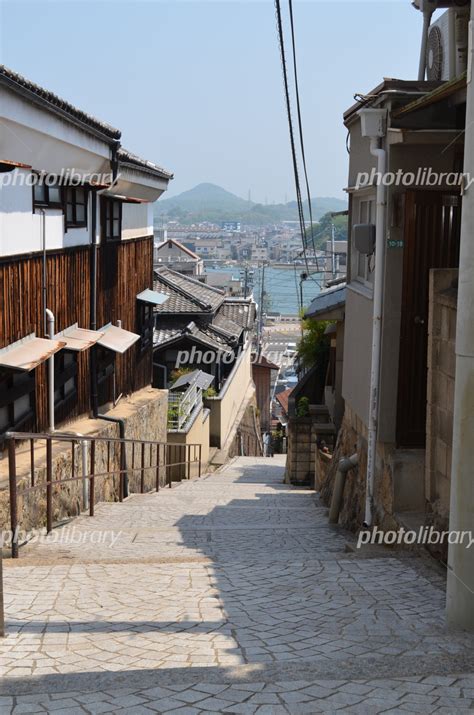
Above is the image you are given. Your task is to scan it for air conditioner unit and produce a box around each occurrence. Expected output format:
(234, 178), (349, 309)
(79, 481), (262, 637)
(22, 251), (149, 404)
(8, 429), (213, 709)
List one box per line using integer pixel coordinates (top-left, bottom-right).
(426, 8), (469, 81)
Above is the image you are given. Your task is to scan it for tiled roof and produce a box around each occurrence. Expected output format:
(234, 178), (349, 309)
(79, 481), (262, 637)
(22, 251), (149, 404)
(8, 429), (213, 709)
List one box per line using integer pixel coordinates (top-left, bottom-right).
(0, 65), (121, 140)
(211, 313), (244, 340)
(217, 299), (256, 330)
(304, 285), (346, 320)
(276, 387), (293, 415)
(155, 239), (200, 260)
(153, 322), (234, 355)
(117, 148), (173, 180)
(153, 267), (225, 315)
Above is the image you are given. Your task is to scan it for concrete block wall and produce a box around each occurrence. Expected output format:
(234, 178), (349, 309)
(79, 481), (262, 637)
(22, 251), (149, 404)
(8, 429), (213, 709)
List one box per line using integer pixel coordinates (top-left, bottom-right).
(425, 269), (457, 549)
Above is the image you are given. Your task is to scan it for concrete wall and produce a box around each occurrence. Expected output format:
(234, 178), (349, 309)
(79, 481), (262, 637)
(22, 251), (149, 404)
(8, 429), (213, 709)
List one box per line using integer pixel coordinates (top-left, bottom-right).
(342, 287), (373, 427)
(425, 269), (457, 551)
(167, 405), (210, 480)
(205, 343), (253, 449)
(0, 387), (168, 534)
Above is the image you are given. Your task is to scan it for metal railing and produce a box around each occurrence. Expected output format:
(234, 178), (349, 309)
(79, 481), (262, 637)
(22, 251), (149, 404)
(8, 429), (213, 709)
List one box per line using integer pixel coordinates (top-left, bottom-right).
(168, 383), (202, 430)
(5, 431), (202, 558)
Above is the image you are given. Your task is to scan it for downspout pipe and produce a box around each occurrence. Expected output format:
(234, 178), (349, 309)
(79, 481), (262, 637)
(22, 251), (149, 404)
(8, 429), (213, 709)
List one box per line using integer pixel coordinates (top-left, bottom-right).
(88, 184), (128, 497)
(357, 108), (388, 528)
(418, 9), (434, 81)
(329, 453), (359, 524)
(45, 309), (55, 433)
(365, 136), (387, 527)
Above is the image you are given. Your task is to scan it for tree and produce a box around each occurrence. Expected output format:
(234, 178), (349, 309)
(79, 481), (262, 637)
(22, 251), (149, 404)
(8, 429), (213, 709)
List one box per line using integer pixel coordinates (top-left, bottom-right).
(297, 318), (332, 388)
(304, 212), (348, 252)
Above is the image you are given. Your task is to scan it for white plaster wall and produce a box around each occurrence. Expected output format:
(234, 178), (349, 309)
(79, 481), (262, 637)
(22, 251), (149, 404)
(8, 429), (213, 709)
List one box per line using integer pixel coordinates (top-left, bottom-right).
(0, 86), (111, 176)
(121, 202), (153, 240)
(0, 173), (91, 256)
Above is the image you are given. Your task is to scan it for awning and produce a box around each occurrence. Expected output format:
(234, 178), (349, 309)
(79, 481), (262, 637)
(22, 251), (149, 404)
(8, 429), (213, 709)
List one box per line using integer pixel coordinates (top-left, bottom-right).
(137, 289), (169, 306)
(0, 334), (66, 372)
(97, 324), (140, 354)
(54, 324), (104, 351)
(304, 285), (346, 321)
(170, 369), (214, 391)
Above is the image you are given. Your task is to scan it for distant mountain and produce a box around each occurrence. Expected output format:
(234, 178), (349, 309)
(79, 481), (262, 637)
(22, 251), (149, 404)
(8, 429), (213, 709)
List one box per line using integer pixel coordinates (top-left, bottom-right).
(155, 183), (346, 226)
(156, 183), (252, 214)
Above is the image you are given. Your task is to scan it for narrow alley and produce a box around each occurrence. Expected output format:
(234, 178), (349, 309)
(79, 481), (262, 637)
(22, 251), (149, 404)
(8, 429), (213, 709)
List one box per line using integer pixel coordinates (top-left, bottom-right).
(2, 458), (474, 714)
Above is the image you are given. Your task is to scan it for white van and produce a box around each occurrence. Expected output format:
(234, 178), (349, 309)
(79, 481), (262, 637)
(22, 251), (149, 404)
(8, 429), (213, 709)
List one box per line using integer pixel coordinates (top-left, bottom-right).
(283, 342), (297, 358)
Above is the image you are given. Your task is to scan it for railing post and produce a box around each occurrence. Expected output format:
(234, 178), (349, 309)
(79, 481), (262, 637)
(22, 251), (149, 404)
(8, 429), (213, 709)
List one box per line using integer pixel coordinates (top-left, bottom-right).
(119, 440), (125, 503)
(46, 438), (53, 534)
(30, 438), (35, 487)
(8, 437), (19, 559)
(89, 440), (96, 517)
(167, 444), (172, 488)
(155, 443), (160, 492)
(141, 442), (145, 493)
(198, 444), (202, 479)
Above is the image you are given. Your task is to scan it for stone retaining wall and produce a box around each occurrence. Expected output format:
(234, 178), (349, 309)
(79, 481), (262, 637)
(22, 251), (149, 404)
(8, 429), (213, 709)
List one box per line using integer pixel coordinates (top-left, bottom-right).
(0, 387), (168, 534)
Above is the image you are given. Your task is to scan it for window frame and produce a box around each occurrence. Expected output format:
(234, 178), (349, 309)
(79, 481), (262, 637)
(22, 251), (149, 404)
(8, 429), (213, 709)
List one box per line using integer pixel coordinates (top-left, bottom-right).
(138, 301), (154, 353)
(352, 196), (375, 289)
(32, 178), (63, 210)
(0, 369), (36, 440)
(53, 350), (78, 415)
(101, 197), (122, 242)
(64, 186), (89, 230)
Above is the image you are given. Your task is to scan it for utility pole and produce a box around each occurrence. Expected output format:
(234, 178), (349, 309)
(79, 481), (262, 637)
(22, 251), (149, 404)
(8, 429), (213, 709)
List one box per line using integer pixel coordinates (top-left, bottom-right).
(331, 222), (336, 279)
(446, 5), (474, 630)
(257, 263), (266, 355)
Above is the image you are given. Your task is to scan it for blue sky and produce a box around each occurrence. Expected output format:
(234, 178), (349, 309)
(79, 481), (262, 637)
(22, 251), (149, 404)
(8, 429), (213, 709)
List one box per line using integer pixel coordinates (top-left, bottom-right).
(1, 1), (422, 202)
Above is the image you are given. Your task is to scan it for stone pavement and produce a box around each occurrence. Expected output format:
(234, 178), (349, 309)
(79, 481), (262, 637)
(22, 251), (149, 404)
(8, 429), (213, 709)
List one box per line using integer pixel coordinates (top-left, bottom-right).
(2, 456), (474, 713)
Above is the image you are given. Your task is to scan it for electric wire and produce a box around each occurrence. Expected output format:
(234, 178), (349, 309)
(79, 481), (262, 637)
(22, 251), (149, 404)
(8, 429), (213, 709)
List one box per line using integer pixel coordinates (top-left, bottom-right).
(274, 0), (310, 275)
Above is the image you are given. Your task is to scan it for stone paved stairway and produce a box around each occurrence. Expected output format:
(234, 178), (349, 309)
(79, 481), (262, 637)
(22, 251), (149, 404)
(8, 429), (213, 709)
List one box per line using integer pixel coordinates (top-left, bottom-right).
(2, 456), (474, 714)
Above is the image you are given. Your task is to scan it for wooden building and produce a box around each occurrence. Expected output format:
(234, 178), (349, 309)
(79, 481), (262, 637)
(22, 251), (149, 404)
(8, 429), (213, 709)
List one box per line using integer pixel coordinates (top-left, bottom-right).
(0, 66), (172, 443)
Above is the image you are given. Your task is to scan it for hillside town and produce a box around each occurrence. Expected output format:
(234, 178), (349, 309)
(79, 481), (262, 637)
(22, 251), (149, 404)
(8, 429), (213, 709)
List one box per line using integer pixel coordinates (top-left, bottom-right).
(1, 0), (474, 713)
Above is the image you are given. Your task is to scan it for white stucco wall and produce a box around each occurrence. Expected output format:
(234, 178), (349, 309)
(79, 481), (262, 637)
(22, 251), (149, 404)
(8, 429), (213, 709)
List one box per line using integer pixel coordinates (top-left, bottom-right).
(0, 173), (91, 256)
(121, 202), (153, 240)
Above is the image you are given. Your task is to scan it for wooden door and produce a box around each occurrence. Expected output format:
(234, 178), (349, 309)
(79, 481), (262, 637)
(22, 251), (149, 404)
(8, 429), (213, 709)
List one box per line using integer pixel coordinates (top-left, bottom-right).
(396, 190), (461, 447)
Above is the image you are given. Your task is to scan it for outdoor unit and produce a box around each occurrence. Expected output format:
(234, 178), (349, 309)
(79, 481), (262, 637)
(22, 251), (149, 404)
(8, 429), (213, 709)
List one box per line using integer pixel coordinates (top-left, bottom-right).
(426, 8), (469, 81)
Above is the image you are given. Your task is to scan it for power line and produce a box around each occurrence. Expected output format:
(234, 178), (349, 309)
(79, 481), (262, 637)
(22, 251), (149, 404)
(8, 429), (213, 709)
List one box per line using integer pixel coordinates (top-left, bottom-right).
(274, 0), (310, 274)
(287, 0), (316, 257)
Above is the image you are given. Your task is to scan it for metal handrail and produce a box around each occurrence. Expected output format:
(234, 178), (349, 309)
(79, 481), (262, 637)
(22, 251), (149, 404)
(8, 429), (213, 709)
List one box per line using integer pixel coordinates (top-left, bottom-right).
(5, 431), (202, 558)
(168, 383), (203, 430)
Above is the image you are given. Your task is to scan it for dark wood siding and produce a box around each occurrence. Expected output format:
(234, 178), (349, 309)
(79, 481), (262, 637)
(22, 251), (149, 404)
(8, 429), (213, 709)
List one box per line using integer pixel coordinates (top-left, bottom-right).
(397, 191), (461, 447)
(0, 236), (153, 434)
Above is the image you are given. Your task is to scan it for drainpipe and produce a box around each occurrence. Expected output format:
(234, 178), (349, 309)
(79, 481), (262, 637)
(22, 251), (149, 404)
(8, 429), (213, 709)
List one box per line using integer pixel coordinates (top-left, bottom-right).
(418, 8), (434, 81)
(39, 208), (47, 335)
(90, 189), (99, 417)
(329, 453), (359, 524)
(45, 309), (55, 433)
(358, 108), (387, 528)
(446, 6), (474, 630)
(88, 180), (128, 497)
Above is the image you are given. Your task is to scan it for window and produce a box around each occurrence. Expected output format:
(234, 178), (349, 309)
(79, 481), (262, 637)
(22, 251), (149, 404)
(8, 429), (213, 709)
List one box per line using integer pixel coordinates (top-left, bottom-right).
(353, 197), (375, 287)
(33, 179), (62, 208)
(101, 197), (122, 241)
(0, 369), (36, 439)
(139, 302), (154, 352)
(65, 187), (88, 229)
(54, 350), (78, 414)
(96, 346), (115, 406)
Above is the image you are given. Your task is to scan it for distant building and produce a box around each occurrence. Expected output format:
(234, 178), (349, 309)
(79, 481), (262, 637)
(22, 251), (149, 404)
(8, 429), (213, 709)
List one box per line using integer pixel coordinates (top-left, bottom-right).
(154, 238), (203, 276)
(205, 271), (243, 296)
(221, 221), (241, 232)
(324, 240), (347, 285)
